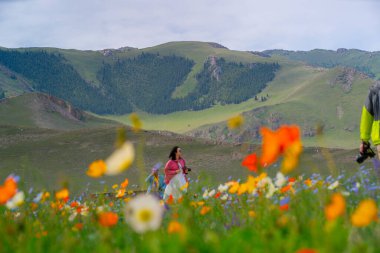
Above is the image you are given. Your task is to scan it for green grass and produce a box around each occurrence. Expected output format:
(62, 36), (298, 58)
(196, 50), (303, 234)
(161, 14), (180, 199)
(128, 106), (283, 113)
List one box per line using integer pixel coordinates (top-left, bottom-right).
(0, 128), (379, 252)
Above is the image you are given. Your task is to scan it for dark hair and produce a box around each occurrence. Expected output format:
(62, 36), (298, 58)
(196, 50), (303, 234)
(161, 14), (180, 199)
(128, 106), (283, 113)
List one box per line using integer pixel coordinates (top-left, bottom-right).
(169, 146), (180, 160)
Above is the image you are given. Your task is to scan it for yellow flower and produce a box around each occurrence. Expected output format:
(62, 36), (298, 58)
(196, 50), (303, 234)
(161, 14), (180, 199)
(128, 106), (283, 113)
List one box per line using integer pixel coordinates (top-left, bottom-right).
(129, 113), (142, 132)
(105, 141), (135, 175)
(112, 184), (119, 189)
(180, 182), (189, 191)
(248, 210), (256, 218)
(351, 199), (378, 227)
(86, 160), (106, 178)
(281, 140), (302, 174)
(227, 115), (244, 129)
(325, 193), (345, 221)
(237, 183), (248, 195)
(55, 188), (69, 201)
(228, 181), (240, 194)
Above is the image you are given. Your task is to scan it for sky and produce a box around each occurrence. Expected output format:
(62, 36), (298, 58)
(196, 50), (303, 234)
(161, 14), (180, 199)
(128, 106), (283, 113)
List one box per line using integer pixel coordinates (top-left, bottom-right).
(0, 0), (379, 51)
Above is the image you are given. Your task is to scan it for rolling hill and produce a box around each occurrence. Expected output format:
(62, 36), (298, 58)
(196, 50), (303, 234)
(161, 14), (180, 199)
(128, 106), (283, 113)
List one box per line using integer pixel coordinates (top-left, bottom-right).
(0, 92), (118, 130)
(1, 41), (379, 149)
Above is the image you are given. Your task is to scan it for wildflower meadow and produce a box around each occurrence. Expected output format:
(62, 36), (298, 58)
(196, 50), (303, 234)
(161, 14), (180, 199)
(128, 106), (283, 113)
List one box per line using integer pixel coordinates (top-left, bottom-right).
(1, 116), (380, 253)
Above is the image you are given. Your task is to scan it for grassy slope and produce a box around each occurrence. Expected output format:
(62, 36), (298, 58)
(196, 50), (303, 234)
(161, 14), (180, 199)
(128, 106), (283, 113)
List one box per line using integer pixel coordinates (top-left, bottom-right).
(106, 63), (372, 148)
(0, 93), (118, 130)
(0, 124), (361, 195)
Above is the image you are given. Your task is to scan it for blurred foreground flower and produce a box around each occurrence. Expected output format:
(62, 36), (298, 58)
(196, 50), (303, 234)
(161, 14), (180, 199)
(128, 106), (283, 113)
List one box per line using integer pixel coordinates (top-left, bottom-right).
(124, 194), (164, 233)
(168, 220), (185, 235)
(98, 212), (119, 227)
(55, 188), (69, 202)
(0, 175), (18, 205)
(105, 141), (135, 175)
(241, 153), (258, 172)
(87, 160), (107, 178)
(227, 114), (244, 129)
(130, 113), (142, 132)
(6, 191), (25, 209)
(351, 199), (378, 227)
(325, 193), (345, 221)
(261, 125), (302, 173)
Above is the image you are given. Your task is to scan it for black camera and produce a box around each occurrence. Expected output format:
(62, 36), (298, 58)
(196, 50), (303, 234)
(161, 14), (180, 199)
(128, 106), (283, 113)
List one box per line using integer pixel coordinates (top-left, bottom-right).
(356, 142), (376, 163)
(184, 167), (192, 174)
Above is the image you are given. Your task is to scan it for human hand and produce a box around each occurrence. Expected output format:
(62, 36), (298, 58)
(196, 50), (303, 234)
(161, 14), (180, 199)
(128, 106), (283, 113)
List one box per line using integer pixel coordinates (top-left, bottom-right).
(360, 141), (369, 154)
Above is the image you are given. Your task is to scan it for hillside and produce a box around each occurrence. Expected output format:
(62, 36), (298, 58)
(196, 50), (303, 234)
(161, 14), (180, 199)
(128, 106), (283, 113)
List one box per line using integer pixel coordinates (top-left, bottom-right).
(0, 93), (118, 130)
(186, 65), (372, 148)
(1, 42), (379, 148)
(264, 48), (380, 79)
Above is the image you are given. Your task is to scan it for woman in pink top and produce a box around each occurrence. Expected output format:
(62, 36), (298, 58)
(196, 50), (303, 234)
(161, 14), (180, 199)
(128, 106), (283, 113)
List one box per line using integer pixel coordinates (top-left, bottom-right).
(164, 146), (188, 184)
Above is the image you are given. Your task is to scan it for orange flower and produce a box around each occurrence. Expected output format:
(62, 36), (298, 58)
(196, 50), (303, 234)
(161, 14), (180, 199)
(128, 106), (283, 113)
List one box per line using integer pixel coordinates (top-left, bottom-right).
(86, 160), (107, 178)
(304, 178), (313, 187)
(325, 193), (346, 221)
(168, 220), (184, 234)
(280, 185), (292, 193)
(279, 204), (289, 211)
(74, 223), (84, 231)
(167, 195), (174, 205)
(260, 125), (302, 173)
(55, 188), (69, 202)
(70, 201), (79, 208)
(200, 206), (211, 215)
(351, 199), (378, 227)
(120, 178), (129, 188)
(296, 249), (318, 253)
(242, 153), (259, 172)
(98, 212), (119, 227)
(0, 176), (18, 205)
(116, 188), (126, 198)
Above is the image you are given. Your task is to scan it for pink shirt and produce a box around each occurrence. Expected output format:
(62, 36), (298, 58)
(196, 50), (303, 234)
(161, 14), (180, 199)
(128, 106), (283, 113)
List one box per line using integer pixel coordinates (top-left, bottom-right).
(164, 158), (186, 184)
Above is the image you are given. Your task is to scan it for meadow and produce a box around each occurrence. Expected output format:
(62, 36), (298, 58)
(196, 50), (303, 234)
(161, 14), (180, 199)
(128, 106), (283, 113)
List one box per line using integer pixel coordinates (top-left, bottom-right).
(1, 122), (379, 253)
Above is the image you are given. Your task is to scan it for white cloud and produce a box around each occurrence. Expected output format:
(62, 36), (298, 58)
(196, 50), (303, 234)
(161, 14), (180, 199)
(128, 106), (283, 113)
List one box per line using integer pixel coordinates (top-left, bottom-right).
(0, 0), (379, 51)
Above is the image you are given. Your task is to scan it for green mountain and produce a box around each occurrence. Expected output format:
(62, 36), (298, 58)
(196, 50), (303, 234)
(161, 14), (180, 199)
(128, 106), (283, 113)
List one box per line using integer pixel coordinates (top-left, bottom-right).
(1, 42), (379, 148)
(263, 48), (380, 79)
(0, 42), (279, 114)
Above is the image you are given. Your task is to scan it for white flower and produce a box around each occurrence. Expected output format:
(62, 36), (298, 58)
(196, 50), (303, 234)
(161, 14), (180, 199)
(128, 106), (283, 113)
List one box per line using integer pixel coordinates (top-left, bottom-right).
(124, 194), (164, 234)
(105, 141), (135, 175)
(355, 182), (361, 189)
(220, 194), (229, 201)
(274, 172), (286, 188)
(217, 184), (229, 193)
(328, 180), (339, 190)
(6, 191), (25, 209)
(208, 189), (216, 198)
(202, 189), (209, 199)
(258, 177), (276, 198)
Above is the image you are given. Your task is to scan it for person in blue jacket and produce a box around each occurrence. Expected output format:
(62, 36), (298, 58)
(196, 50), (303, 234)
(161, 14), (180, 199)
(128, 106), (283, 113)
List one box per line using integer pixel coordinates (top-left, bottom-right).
(145, 163), (166, 198)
